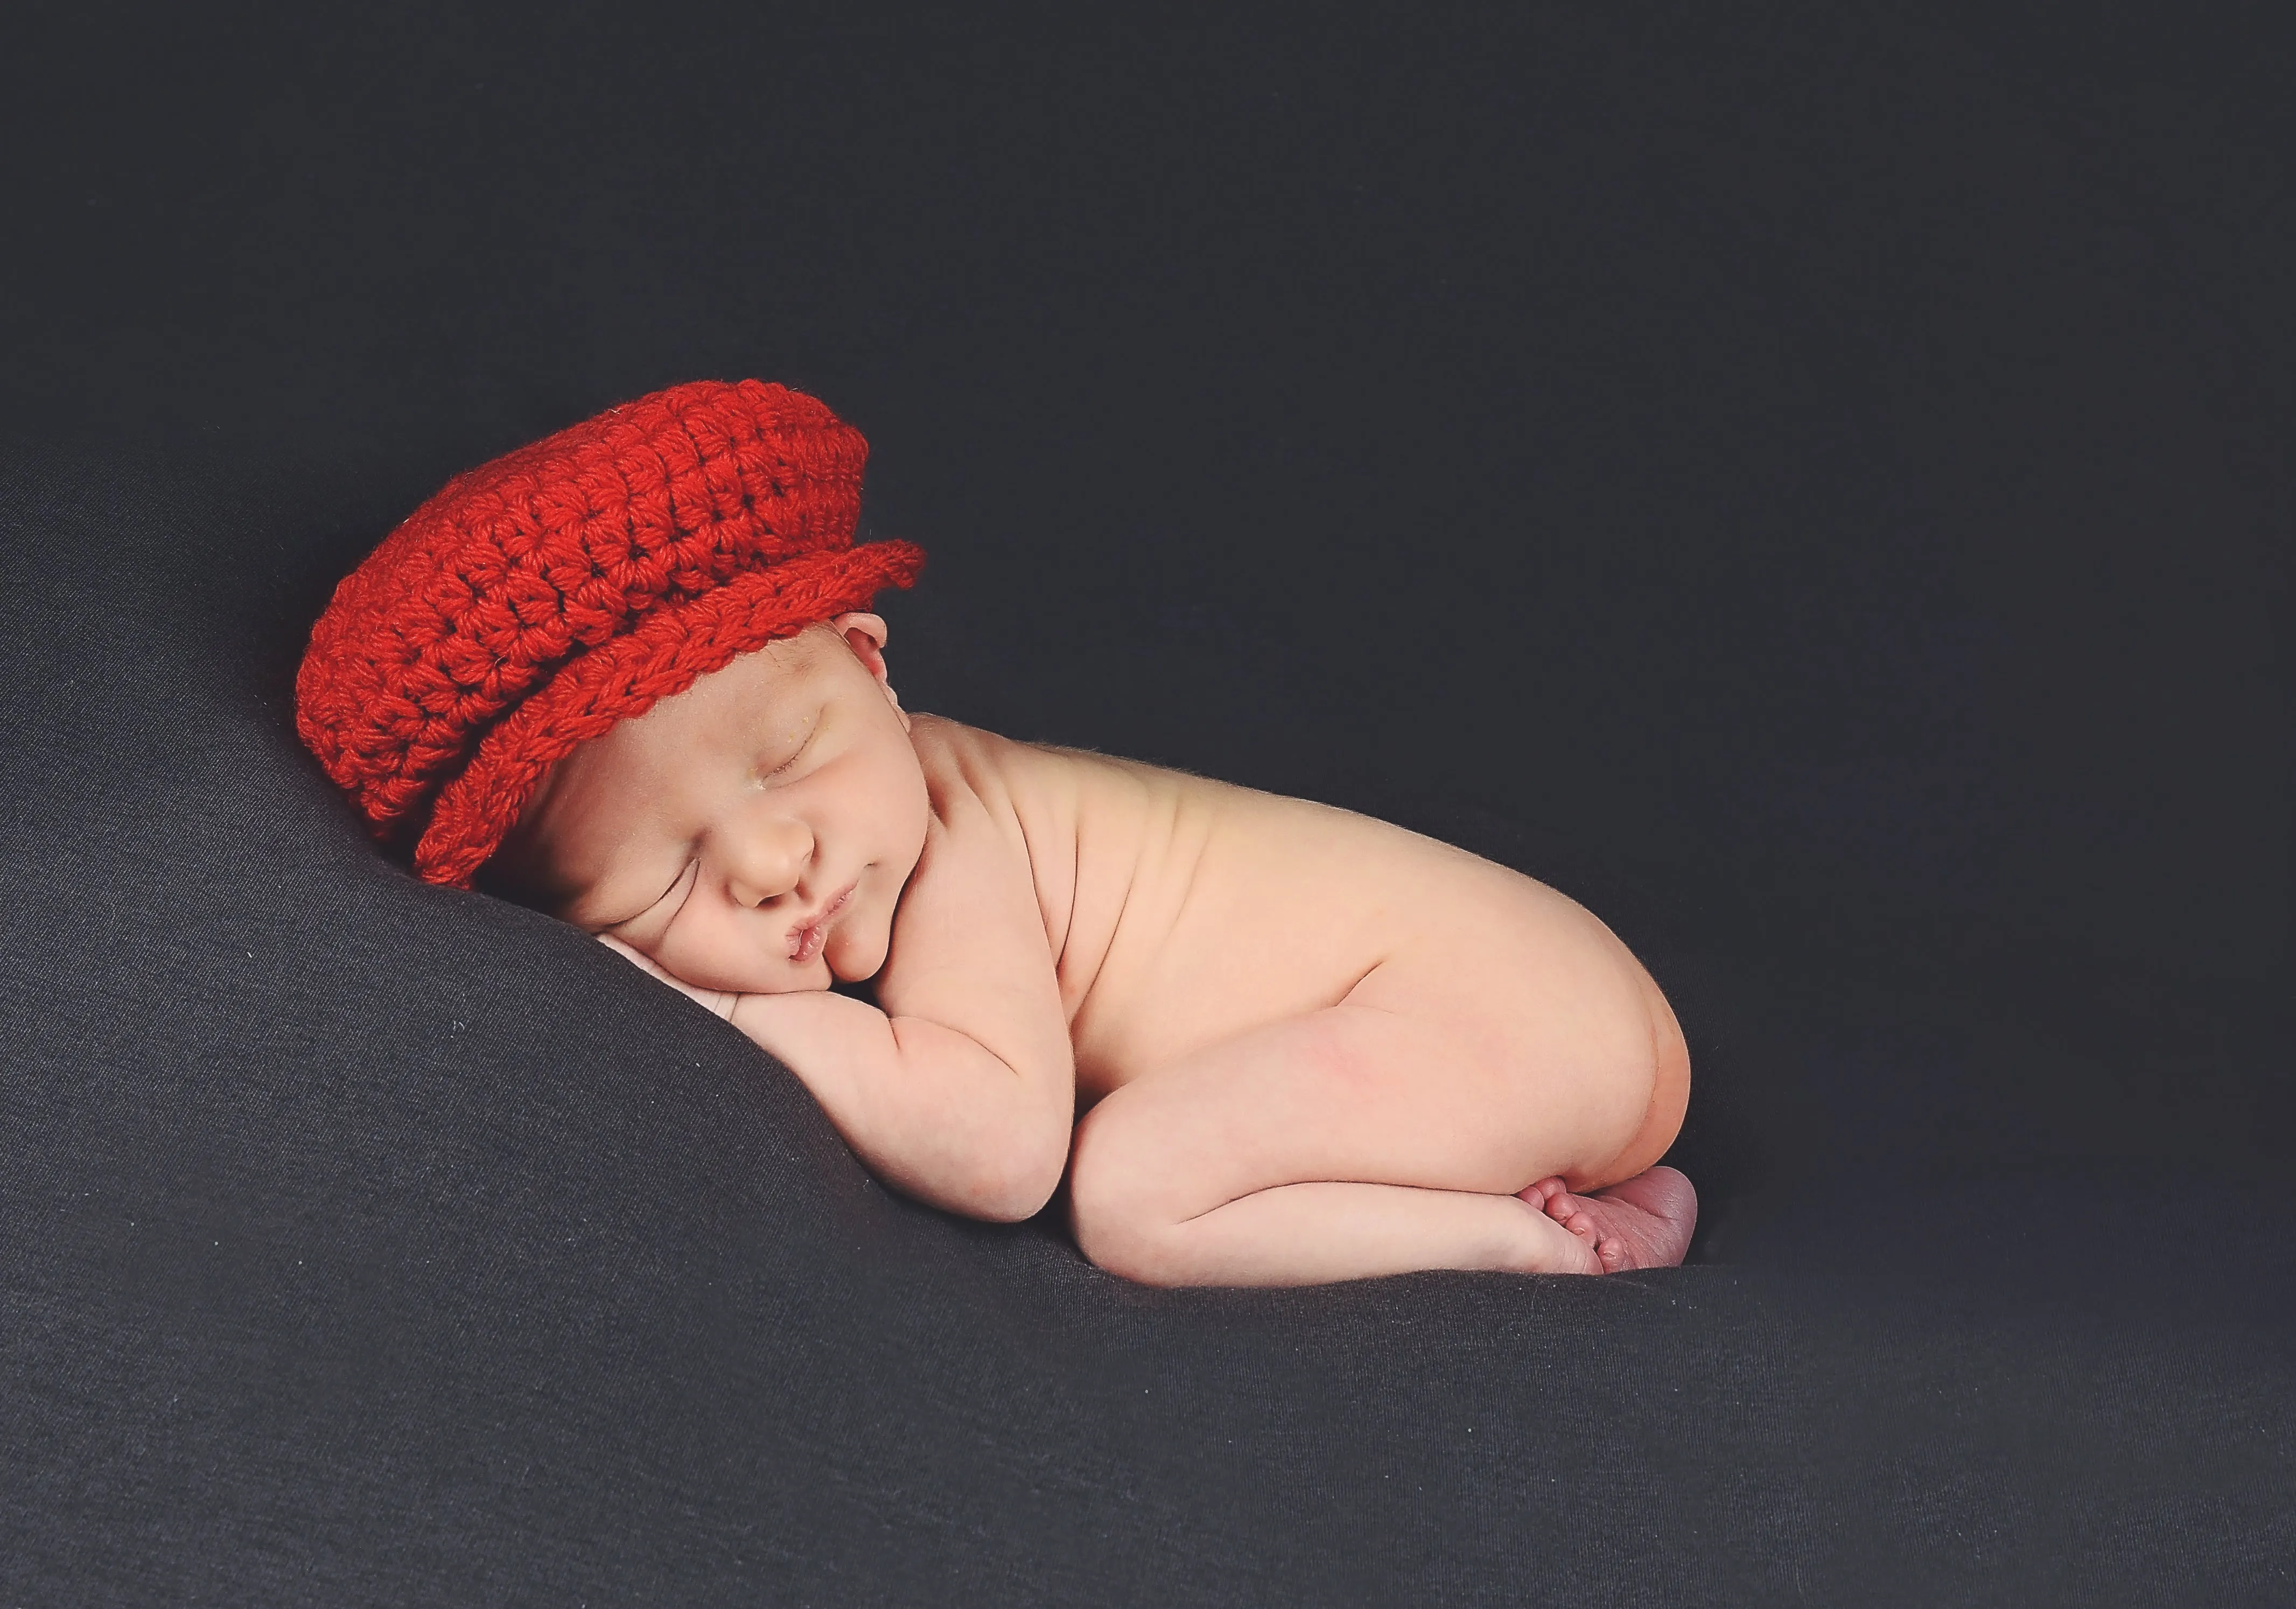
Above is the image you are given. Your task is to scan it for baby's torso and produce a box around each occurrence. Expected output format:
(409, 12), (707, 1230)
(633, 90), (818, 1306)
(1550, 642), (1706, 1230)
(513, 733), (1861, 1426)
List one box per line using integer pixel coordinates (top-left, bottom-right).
(904, 716), (1587, 1107)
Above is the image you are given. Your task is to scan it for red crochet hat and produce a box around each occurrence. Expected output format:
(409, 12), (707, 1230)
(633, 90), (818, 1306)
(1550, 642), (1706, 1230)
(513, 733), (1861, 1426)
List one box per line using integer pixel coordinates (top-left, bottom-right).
(295, 379), (926, 889)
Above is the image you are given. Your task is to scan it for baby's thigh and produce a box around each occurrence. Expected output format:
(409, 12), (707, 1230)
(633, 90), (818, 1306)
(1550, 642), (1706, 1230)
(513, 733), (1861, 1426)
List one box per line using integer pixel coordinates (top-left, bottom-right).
(1067, 1001), (1559, 1234)
(1347, 925), (1665, 1185)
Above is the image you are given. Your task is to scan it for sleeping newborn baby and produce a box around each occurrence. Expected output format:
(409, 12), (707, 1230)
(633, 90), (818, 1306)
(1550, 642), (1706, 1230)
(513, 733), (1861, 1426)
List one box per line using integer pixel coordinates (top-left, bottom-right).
(297, 380), (1695, 1288)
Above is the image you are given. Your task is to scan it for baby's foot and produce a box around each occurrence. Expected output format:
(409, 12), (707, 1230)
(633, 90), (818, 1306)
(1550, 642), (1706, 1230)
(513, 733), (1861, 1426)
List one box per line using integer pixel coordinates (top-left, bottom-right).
(1518, 1166), (1697, 1273)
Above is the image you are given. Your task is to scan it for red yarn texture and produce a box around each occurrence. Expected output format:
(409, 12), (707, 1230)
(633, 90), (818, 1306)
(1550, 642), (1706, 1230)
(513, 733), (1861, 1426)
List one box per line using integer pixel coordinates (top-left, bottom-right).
(295, 380), (925, 889)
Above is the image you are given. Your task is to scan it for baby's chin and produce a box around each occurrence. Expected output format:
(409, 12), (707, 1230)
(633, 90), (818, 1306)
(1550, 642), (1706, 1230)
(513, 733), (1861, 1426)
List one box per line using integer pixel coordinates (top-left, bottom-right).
(823, 921), (890, 987)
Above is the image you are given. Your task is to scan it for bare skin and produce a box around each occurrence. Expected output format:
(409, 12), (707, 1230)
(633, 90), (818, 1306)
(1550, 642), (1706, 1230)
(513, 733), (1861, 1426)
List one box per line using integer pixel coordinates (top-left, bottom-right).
(492, 614), (1696, 1288)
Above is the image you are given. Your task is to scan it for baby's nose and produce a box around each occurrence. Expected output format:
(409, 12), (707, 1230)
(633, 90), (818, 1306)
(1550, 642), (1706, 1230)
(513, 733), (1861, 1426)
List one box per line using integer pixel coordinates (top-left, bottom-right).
(719, 814), (812, 909)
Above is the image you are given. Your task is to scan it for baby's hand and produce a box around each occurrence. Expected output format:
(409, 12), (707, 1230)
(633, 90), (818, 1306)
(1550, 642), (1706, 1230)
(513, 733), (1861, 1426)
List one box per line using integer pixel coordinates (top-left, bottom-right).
(597, 933), (739, 1022)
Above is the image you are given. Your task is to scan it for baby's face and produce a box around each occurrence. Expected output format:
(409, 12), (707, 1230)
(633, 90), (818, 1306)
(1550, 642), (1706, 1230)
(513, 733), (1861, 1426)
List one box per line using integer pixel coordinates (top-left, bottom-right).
(493, 614), (930, 995)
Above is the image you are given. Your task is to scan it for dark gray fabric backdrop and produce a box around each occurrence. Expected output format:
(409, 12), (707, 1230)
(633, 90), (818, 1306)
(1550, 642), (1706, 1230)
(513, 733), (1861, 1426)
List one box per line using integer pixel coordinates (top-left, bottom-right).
(3, 4), (2290, 1602)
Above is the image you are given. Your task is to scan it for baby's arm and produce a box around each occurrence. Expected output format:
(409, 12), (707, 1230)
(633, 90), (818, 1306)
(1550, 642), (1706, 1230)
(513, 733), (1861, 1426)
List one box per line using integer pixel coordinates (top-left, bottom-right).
(604, 789), (1075, 1223)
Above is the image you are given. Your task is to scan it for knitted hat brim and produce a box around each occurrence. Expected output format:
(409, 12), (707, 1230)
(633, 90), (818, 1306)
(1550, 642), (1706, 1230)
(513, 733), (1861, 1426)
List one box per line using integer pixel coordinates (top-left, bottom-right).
(414, 538), (925, 889)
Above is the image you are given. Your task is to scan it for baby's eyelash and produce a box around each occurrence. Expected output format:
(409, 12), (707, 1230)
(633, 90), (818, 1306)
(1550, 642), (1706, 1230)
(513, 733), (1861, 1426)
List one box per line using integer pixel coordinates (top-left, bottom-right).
(761, 727), (815, 778)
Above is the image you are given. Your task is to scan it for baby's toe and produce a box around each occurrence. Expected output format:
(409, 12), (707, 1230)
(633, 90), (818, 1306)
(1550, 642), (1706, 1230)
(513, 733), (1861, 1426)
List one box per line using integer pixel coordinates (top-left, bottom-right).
(1596, 1237), (1629, 1272)
(1520, 1177), (1566, 1213)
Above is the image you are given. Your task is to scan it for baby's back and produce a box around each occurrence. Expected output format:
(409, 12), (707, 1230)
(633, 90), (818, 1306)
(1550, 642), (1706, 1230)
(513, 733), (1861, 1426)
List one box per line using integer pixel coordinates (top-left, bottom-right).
(908, 716), (1655, 1117)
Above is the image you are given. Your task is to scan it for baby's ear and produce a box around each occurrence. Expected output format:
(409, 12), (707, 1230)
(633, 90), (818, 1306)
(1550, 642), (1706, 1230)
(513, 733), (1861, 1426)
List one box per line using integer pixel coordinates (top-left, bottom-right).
(830, 612), (908, 726)
(830, 612), (890, 674)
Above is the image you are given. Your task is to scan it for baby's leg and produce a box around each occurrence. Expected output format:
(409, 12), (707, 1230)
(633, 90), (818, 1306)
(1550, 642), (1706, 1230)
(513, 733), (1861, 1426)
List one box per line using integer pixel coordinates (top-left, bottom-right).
(1065, 1004), (1613, 1288)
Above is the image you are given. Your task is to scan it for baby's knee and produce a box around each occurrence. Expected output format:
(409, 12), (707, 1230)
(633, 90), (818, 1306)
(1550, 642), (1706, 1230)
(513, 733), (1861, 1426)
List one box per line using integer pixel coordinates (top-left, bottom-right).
(1065, 1106), (1188, 1285)
(1067, 1183), (1186, 1286)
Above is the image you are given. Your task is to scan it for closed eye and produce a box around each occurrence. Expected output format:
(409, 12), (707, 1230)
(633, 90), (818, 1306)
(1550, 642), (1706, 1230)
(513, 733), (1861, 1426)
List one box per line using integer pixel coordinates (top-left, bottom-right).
(759, 723), (817, 780)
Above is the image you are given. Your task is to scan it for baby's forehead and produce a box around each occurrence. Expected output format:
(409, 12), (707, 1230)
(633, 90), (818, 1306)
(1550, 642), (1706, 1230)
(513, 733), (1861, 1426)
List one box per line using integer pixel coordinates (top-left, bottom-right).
(672, 630), (838, 725)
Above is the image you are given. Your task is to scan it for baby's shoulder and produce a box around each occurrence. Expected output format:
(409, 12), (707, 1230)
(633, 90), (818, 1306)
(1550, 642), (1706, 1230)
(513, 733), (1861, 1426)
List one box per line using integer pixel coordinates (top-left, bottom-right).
(906, 714), (1056, 816)
(898, 717), (1155, 976)
(901, 717), (1183, 929)
(906, 715), (1164, 827)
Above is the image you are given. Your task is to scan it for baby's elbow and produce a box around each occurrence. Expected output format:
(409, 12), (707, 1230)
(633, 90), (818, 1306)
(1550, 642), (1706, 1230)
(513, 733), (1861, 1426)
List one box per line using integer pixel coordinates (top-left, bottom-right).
(970, 1126), (1070, 1223)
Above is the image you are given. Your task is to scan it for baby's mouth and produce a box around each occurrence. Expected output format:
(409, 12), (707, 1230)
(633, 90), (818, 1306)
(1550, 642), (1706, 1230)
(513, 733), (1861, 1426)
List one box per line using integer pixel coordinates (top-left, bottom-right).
(786, 881), (856, 964)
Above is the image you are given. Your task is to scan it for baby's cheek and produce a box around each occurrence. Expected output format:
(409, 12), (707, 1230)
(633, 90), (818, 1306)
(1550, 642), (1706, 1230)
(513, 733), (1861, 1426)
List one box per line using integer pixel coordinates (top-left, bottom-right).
(656, 916), (773, 996)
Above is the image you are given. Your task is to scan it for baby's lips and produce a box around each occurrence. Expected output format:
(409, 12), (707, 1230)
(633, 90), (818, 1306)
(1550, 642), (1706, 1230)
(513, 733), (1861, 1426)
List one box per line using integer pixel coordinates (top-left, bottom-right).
(788, 911), (832, 964)
(786, 882), (856, 962)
